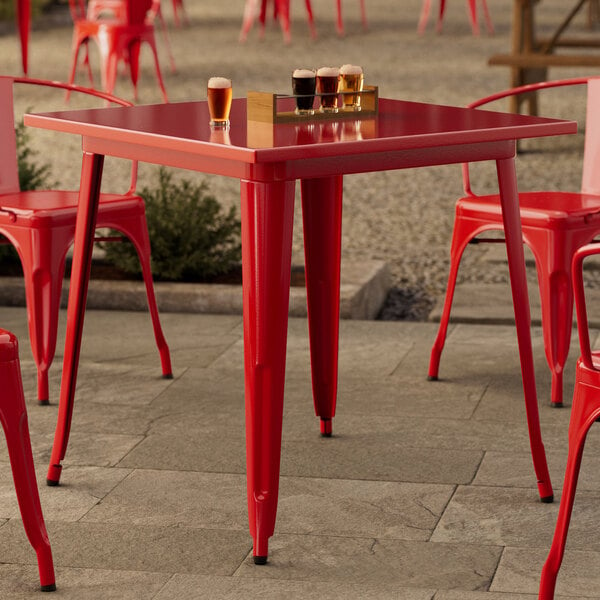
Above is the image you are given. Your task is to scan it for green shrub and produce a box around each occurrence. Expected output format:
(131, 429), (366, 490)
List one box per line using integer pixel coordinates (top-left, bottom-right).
(0, 0), (56, 21)
(16, 120), (54, 191)
(102, 167), (241, 282)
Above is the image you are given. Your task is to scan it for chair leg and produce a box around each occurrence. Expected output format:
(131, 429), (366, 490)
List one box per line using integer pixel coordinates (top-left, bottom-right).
(66, 36), (86, 102)
(336, 0), (344, 35)
(239, 0), (259, 42)
(304, 0), (317, 38)
(539, 371), (600, 598)
(481, 0), (494, 33)
(417, 0), (431, 34)
(156, 8), (177, 73)
(525, 229), (576, 407)
(0, 332), (56, 592)
(467, 0), (480, 35)
(145, 37), (169, 102)
(428, 215), (484, 380)
(360, 0), (368, 30)
(128, 40), (142, 100)
(13, 228), (70, 405)
(437, 0), (446, 32)
(275, 0), (291, 43)
(106, 213), (172, 378)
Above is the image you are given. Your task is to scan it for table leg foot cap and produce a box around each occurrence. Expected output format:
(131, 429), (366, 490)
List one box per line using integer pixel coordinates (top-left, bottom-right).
(38, 399), (50, 406)
(41, 583), (56, 592)
(427, 375), (438, 381)
(253, 555), (268, 565)
(320, 418), (333, 437)
(162, 373), (174, 379)
(540, 494), (554, 504)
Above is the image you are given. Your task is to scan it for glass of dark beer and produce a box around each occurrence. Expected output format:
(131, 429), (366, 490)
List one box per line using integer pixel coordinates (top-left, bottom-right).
(339, 64), (364, 111)
(316, 67), (340, 113)
(292, 69), (316, 116)
(207, 77), (232, 128)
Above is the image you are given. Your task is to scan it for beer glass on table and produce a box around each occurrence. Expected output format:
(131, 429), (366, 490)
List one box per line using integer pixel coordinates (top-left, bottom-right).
(207, 77), (232, 128)
(339, 64), (364, 111)
(316, 67), (340, 113)
(292, 69), (316, 116)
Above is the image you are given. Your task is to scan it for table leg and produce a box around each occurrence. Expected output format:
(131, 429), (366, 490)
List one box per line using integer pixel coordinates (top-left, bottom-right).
(240, 179), (295, 563)
(301, 176), (342, 437)
(15, 0), (30, 74)
(496, 156), (553, 502)
(46, 151), (103, 486)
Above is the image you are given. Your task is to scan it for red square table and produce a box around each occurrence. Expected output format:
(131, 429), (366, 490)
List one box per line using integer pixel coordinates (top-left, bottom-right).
(24, 97), (576, 563)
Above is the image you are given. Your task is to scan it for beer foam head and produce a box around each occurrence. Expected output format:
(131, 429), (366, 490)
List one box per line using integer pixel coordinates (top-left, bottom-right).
(340, 64), (363, 75)
(293, 69), (315, 78)
(208, 77), (232, 89)
(317, 67), (340, 77)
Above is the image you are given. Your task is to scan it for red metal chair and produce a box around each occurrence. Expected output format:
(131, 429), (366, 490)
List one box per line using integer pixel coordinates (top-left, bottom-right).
(240, 0), (315, 43)
(418, 0), (493, 35)
(429, 77), (600, 408)
(239, 0), (365, 41)
(0, 75), (172, 407)
(67, 0), (169, 101)
(539, 242), (600, 598)
(85, 0), (176, 74)
(0, 328), (56, 592)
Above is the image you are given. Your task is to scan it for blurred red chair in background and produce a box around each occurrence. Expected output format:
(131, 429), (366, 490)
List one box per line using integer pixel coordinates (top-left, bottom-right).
(429, 77), (600, 408)
(335, 0), (367, 36)
(0, 75), (172, 406)
(0, 328), (55, 592)
(418, 0), (493, 35)
(86, 0), (176, 73)
(240, 0), (315, 43)
(539, 243), (600, 598)
(67, 0), (169, 101)
(240, 0), (366, 41)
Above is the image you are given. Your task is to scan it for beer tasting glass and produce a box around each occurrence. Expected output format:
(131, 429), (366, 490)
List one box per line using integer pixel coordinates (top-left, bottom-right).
(316, 67), (340, 113)
(292, 69), (316, 116)
(207, 77), (232, 128)
(339, 64), (364, 111)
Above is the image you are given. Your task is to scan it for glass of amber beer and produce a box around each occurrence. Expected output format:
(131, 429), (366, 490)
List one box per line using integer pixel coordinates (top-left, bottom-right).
(339, 64), (364, 111)
(292, 69), (316, 116)
(207, 77), (232, 128)
(316, 67), (340, 113)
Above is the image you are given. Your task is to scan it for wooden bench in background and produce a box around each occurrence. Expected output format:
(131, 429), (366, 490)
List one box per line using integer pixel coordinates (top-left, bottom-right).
(489, 0), (600, 113)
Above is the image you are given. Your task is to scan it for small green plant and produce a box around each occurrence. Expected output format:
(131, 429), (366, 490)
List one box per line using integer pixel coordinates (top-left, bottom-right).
(16, 120), (54, 191)
(102, 167), (241, 282)
(0, 0), (55, 21)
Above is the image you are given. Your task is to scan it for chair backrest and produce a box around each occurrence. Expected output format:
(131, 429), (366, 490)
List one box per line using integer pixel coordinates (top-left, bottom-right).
(127, 0), (154, 24)
(0, 77), (20, 195)
(582, 78), (600, 194)
(572, 243), (600, 371)
(462, 76), (592, 197)
(0, 75), (138, 195)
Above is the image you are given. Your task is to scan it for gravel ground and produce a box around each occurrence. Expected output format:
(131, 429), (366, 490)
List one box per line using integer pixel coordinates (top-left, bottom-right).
(0, 0), (597, 316)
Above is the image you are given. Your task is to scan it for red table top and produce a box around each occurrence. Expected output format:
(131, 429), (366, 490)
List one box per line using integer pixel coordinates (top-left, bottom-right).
(25, 97), (576, 179)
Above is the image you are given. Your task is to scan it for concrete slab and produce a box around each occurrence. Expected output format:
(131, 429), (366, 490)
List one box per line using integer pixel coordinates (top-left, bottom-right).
(0, 259), (391, 320)
(233, 535), (502, 590)
(154, 575), (435, 600)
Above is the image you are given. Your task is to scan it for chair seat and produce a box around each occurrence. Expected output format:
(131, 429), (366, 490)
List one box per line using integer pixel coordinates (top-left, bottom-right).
(0, 190), (144, 227)
(0, 329), (18, 360)
(457, 191), (600, 226)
